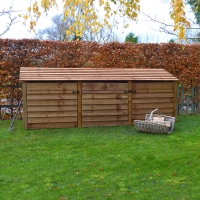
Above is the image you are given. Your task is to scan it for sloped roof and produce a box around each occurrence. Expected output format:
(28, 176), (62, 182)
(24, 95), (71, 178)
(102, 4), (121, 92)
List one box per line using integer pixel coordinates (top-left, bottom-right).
(19, 67), (178, 81)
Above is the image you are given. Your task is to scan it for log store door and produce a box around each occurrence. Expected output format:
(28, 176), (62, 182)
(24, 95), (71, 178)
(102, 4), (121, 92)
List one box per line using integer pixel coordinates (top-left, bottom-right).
(26, 82), (78, 129)
(82, 81), (129, 127)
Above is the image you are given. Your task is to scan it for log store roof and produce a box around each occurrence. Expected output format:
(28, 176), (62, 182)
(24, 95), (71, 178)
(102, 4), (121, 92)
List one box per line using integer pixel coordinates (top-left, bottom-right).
(20, 67), (178, 81)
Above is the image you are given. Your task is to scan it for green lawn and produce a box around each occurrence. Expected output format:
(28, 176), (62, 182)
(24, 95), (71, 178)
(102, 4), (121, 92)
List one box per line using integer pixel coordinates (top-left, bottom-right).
(0, 115), (200, 200)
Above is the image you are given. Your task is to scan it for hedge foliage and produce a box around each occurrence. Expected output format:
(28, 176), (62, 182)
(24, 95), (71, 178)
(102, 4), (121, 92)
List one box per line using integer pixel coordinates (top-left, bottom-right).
(1, 39), (200, 102)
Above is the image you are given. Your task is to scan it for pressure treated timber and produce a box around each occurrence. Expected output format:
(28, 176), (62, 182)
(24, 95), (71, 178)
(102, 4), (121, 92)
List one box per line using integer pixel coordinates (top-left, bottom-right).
(20, 68), (178, 81)
(20, 67), (178, 129)
(77, 81), (82, 128)
(22, 82), (28, 130)
(82, 81), (128, 127)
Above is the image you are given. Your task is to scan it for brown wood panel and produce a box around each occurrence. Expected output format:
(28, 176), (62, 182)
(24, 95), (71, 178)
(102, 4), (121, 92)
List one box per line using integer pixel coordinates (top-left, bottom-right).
(77, 81), (82, 128)
(132, 103), (173, 109)
(28, 111), (77, 117)
(132, 98), (174, 104)
(82, 115), (128, 122)
(82, 94), (128, 99)
(27, 94), (77, 100)
(82, 90), (125, 94)
(28, 122), (77, 129)
(23, 82), (27, 130)
(27, 82), (77, 91)
(82, 110), (128, 116)
(82, 99), (128, 105)
(133, 82), (174, 90)
(134, 89), (173, 93)
(82, 104), (128, 111)
(174, 81), (178, 117)
(128, 80), (132, 125)
(132, 93), (174, 98)
(132, 108), (174, 115)
(27, 90), (73, 94)
(82, 82), (127, 91)
(27, 99), (77, 106)
(27, 105), (77, 112)
(28, 116), (77, 123)
(82, 121), (128, 127)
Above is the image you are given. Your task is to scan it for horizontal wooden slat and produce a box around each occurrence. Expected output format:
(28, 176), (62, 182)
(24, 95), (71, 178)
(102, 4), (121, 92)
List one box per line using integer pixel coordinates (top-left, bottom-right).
(28, 116), (77, 123)
(82, 90), (125, 94)
(132, 103), (173, 109)
(27, 94), (77, 100)
(132, 93), (174, 98)
(28, 111), (77, 117)
(132, 98), (174, 104)
(27, 105), (77, 112)
(132, 108), (174, 115)
(20, 67), (178, 81)
(82, 82), (127, 91)
(82, 94), (128, 99)
(27, 100), (77, 106)
(28, 122), (77, 129)
(27, 82), (77, 91)
(82, 99), (128, 105)
(27, 90), (74, 94)
(82, 121), (128, 127)
(134, 89), (173, 93)
(82, 110), (128, 116)
(82, 104), (128, 111)
(82, 115), (128, 122)
(133, 82), (174, 90)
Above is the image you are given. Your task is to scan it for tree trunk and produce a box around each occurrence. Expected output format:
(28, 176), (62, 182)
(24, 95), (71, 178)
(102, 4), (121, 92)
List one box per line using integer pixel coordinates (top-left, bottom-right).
(196, 86), (200, 114)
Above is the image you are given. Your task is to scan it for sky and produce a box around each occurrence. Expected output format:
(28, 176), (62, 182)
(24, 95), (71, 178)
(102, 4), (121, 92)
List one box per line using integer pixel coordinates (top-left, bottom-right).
(0, 0), (186, 43)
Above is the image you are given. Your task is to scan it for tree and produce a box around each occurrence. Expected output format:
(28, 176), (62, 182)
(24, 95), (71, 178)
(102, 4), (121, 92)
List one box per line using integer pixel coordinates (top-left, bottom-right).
(125, 32), (138, 43)
(36, 14), (74, 41)
(21, 0), (192, 42)
(0, 0), (20, 36)
(36, 13), (119, 43)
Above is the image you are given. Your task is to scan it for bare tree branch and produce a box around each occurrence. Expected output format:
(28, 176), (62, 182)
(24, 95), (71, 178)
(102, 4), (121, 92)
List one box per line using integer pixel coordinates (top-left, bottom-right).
(0, 0), (21, 36)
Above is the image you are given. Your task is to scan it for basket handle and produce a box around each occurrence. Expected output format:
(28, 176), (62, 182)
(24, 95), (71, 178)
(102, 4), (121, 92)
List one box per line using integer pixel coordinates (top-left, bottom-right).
(149, 108), (159, 121)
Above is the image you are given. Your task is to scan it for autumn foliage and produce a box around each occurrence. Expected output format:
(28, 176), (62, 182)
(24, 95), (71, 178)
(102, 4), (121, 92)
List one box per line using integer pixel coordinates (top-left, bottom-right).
(1, 39), (200, 114)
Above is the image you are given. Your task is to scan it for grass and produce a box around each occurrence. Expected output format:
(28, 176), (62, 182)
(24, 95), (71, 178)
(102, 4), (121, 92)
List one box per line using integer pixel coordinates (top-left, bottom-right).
(0, 115), (200, 200)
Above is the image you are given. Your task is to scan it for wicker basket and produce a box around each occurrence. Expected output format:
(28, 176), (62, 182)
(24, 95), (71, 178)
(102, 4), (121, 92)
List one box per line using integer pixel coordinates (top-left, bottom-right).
(134, 109), (175, 134)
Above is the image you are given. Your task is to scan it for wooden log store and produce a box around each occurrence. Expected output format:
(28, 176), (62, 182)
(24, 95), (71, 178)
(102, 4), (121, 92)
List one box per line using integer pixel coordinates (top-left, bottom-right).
(20, 67), (178, 129)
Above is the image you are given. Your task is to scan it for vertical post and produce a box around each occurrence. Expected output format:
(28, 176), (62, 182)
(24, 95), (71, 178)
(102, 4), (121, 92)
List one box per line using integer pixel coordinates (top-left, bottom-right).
(174, 81), (178, 117)
(191, 86), (195, 114)
(180, 87), (184, 115)
(77, 81), (82, 128)
(128, 81), (132, 125)
(23, 82), (28, 129)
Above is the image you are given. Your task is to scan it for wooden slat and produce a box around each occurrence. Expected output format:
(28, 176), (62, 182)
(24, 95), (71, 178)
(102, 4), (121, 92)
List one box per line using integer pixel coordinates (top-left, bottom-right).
(82, 99), (128, 105)
(28, 116), (77, 123)
(77, 81), (82, 128)
(27, 82), (77, 91)
(23, 82), (27, 130)
(82, 90), (125, 94)
(27, 105), (77, 112)
(20, 67), (178, 81)
(132, 103), (173, 109)
(82, 110), (128, 116)
(82, 82), (127, 91)
(28, 111), (77, 117)
(82, 121), (128, 127)
(27, 94), (77, 100)
(27, 99), (77, 106)
(132, 93), (174, 98)
(82, 104), (128, 111)
(174, 81), (178, 117)
(27, 90), (74, 94)
(132, 98), (174, 104)
(82, 115), (128, 122)
(132, 108), (174, 115)
(128, 80), (132, 125)
(28, 122), (77, 129)
(82, 94), (128, 99)
(133, 82), (174, 90)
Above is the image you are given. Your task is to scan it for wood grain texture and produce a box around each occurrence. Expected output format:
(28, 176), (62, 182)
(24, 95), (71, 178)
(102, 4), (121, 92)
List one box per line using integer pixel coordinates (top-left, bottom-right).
(22, 82), (27, 130)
